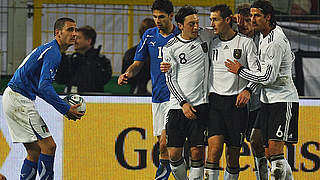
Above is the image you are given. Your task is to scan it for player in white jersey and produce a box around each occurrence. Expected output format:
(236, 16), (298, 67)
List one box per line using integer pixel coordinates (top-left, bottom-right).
(225, 1), (299, 180)
(204, 4), (259, 180)
(234, 4), (269, 180)
(162, 6), (212, 180)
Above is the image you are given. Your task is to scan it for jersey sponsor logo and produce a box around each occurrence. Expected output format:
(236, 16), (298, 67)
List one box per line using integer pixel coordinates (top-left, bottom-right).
(190, 44), (197, 50)
(201, 42), (208, 53)
(233, 49), (242, 59)
(149, 41), (156, 46)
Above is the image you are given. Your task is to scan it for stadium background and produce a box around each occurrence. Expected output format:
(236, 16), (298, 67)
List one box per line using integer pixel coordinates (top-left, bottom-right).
(0, 0), (320, 179)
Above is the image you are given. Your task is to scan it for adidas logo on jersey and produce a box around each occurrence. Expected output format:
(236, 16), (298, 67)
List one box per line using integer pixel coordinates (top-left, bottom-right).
(223, 45), (229, 50)
(289, 134), (293, 138)
(190, 44), (197, 50)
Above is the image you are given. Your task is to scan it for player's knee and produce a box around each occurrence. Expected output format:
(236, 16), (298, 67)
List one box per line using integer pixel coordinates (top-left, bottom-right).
(42, 141), (57, 154)
(168, 149), (182, 161)
(190, 147), (203, 160)
(159, 141), (167, 154)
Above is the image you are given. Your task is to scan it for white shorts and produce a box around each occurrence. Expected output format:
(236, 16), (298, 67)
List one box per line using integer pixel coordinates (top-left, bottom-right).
(2, 87), (51, 143)
(152, 101), (170, 137)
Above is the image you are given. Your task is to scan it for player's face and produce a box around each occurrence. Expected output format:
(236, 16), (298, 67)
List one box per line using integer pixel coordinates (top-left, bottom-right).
(250, 8), (268, 33)
(74, 32), (91, 52)
(58, 21), (77, 47)
(238, 15), (254, 37)
(210, 11), (229, 35)
(152, 10), (173, 32)
(179, 14), (199, 40)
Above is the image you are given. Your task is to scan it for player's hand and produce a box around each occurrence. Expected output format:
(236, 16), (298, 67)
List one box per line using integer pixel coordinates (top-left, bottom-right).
(225, 59), (242, 74)
(236, 90), (251, 108)
(232, 14), (244, 26)
(66, 104), (85, 121)
(182, 103), (197, 120)
(118, 73), (129, 85)
(0, 173), (6, 180)
(160, 62), (171, 72)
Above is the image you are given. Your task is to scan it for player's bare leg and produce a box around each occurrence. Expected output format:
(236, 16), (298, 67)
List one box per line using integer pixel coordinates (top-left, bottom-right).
(189, 146), (205, 180)
(268, 140), (293, 180)
(20, 142), (41, 180)
(36, 136), (56, 180)
(155, 130), (171, 180)
(205, 135), (224, 180)
(167, 147), (188, 180)
(224, 146), (241, 180)
(251, 128), (269, 180)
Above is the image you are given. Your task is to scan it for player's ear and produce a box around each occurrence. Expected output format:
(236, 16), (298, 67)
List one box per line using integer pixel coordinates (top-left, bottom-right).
(55, 29), (60, 37)
(177, 22), (183, 31)
(169, 12), (174, 21)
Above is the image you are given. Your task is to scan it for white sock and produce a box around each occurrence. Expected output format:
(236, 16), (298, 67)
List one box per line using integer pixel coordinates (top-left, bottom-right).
(270, 155), (286, 180)
(255, 156), (269, 180)
(189, 166), (204, 180)
(204, 168), (219, 180)
(170, 158), (189, 180)
(283, 159), (293, 180)
(223, 167), (239, 180)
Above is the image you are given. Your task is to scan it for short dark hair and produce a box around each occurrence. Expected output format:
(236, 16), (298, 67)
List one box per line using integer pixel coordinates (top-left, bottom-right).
(78, 25), (97, 47)
(151, 0), (174, 15)
(251, 0), (276, 26)
(236, 3), (251, 17)
(54, 17), (75, 36)
(175, 5), (198, 24)
(210, 4), (233, 26)
(138, 18), (156, 38)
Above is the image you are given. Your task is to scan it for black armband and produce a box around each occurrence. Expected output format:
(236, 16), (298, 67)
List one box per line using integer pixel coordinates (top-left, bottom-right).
(179, 100), (187, 107)
(237, 66), (245, 75)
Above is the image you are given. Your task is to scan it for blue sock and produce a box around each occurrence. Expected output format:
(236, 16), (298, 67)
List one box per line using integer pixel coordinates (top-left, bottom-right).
(38, 154), (54, 180)
(155, 159), (172, 180)
(20, 159), (37, 180)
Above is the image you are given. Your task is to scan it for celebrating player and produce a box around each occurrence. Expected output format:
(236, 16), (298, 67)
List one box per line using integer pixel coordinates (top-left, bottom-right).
(162, 5), (213, 180)
(225, 1), (299, 180)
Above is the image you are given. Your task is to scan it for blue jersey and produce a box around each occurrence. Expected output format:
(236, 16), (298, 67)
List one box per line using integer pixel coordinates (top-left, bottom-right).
(8, 39), (70, 115)
(134, 26), (180, 103)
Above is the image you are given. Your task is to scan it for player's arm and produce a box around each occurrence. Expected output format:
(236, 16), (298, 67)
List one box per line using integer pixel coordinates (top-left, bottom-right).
(225, 43), (283, 86)
(118, 61), (144, 85)
(38, 49), (84, 119)
(236, 39), (260, 107)
(163, 46), (196, 120)
(118, 32), (150, 85)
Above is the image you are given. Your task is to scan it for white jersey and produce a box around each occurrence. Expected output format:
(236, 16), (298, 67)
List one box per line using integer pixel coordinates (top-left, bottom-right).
(209, 32), (259, 95)
(238, 26), (299, 103)
(163, 31), (212, 109)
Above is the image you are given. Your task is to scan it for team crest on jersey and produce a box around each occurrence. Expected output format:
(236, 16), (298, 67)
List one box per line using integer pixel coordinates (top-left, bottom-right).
(201, 42), (208, 53)
(233, 49), (242, 59)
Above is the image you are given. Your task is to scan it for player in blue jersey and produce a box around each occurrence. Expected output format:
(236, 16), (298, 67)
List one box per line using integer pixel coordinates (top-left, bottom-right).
(2, 17), (84, 180)
(118, 0), (180, 179)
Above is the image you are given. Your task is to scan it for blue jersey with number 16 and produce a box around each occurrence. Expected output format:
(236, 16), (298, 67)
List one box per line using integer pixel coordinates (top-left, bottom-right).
(134, 26), (180, 103)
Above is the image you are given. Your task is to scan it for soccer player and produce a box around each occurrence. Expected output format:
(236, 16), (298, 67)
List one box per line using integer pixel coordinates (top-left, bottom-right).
(205, 4), (258, 180)
(117, 0), (180, 179)
(162, 5), (212, 180)
(225, 1), (299, 180)
(235, 4), (269, 180)
(2, 17), (84, 180)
